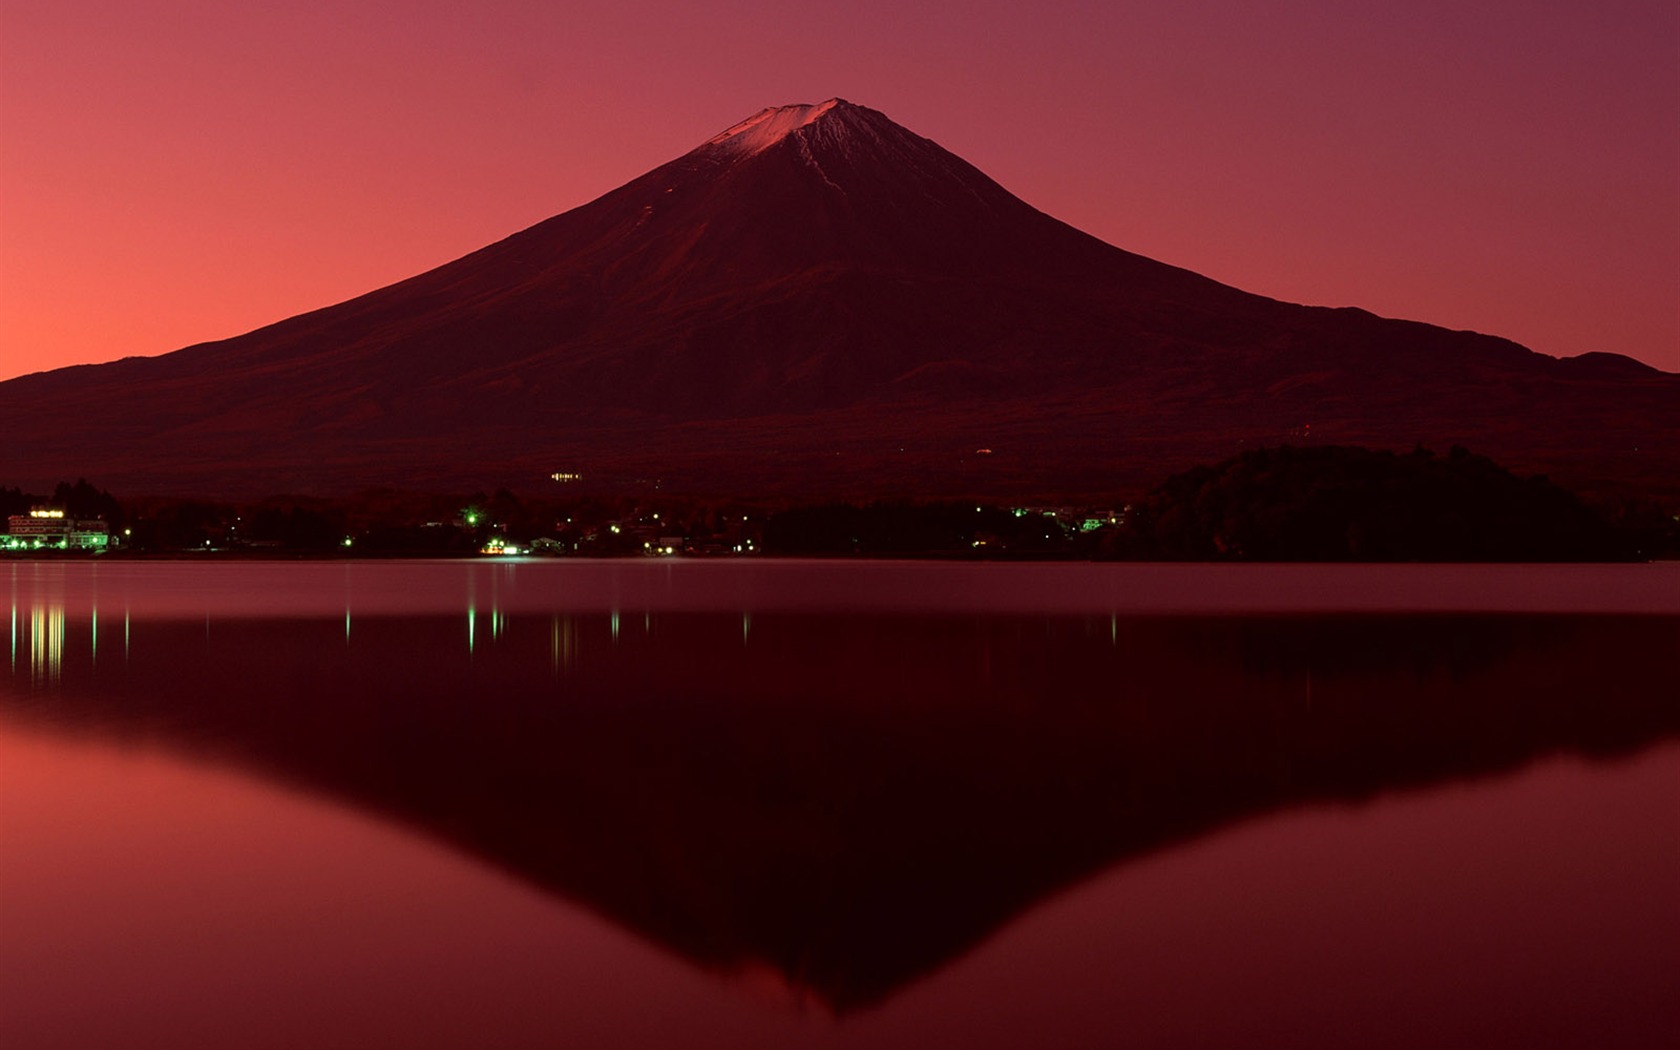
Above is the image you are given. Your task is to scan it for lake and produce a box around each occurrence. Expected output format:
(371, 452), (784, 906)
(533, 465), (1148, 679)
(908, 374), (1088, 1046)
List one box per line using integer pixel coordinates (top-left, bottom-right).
(3, 560), (1677, 1048)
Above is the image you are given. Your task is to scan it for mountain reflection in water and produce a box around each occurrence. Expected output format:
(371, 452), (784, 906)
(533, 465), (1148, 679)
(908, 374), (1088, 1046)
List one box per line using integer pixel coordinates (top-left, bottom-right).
(5, 587), (1676, 1017)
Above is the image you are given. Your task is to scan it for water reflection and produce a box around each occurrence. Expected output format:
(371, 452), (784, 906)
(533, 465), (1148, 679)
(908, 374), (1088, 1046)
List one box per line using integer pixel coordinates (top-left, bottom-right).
(11, 597), (69, 686)
(3, 596), (1675, 1014)
(30, 603), (65, 687)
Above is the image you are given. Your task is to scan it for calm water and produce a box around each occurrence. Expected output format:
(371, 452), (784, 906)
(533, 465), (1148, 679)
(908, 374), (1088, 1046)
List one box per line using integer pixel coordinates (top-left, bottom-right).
(3, 561), (1677, 1049)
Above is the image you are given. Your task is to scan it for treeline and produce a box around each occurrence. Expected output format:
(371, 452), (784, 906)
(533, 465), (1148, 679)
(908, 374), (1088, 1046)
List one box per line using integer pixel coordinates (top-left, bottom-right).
(761, 502), (1069, 555)
(752, 446), (1678, 560)
(1, 479), (125, 528)
(1100, 445), (1669, 561)
(5, 448), (1677, 560)
(3, 484), (773, 556)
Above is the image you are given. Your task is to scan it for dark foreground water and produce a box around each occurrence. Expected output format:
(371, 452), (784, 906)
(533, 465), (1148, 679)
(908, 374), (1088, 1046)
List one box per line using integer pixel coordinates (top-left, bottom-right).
(3, 561), (1677, 1049)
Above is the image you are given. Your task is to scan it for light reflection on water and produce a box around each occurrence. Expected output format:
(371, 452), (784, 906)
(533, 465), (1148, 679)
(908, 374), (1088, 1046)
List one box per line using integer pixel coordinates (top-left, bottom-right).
(11, 596), (70, 687)
(28, 602), (64, 686)
(1, 560), (1677, 1048)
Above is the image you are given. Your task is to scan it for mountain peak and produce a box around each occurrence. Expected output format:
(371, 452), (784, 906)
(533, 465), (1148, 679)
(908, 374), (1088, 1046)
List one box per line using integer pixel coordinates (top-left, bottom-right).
(704, 98), (850, 155)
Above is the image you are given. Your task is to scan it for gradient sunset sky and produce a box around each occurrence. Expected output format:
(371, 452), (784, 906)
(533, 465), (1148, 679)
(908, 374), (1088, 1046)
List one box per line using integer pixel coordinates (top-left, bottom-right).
(3, 0), (1675, 381)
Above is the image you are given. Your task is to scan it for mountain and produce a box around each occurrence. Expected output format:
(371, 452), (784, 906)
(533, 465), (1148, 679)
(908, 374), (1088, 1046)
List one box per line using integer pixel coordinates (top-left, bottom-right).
(2, 98), (1675, 498)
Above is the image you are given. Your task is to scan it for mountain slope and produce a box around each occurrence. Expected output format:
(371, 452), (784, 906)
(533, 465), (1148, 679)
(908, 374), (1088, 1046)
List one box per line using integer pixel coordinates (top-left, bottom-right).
(2, 99), (1675, 497)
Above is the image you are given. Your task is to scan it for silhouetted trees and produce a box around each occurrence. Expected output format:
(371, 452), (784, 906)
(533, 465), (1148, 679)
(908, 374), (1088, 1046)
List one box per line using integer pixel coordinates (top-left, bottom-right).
(1104, 445), (1631, 561)
(127, 500), (229, 551)
(52, 478), (126, 528)
(0, 487), (39, 520)
(4, 453), (1668, 561)
(245, 505), (346, 550)
(1, 479), (123, 527)
(762, 502), (1070, 555)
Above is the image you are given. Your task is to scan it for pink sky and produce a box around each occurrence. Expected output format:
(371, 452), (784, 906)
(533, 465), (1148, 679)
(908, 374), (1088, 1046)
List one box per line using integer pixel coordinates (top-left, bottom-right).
(2, 0), (1675, 381)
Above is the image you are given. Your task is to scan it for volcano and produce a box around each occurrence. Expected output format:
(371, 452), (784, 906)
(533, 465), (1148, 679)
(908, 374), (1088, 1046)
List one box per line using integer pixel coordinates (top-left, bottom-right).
(2, 98), (1675, 498)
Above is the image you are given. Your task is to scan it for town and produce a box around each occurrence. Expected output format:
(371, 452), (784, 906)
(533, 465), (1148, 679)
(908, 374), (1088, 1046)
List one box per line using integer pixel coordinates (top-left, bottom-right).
(6, 447), (1675, 561)
(1, 479), (1128, 558)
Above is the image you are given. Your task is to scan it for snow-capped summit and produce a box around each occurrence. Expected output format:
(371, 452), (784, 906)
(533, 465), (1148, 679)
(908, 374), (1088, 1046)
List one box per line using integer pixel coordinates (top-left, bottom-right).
(705, 98), (846, 154)
(686, 97), (1019, 216)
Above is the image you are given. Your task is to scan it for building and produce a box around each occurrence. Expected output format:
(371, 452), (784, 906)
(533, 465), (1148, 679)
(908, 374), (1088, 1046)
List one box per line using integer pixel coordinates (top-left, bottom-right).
(2, 508), (110, 551)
